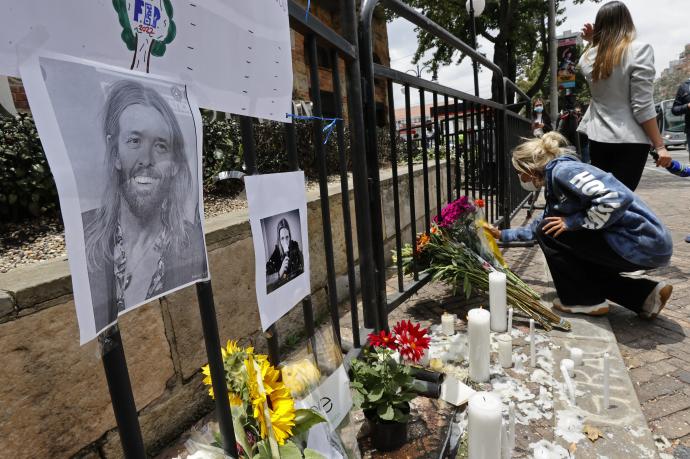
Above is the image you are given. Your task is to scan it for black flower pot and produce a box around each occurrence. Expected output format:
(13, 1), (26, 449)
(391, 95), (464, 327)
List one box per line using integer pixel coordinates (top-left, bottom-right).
(364, 403), (410, 452)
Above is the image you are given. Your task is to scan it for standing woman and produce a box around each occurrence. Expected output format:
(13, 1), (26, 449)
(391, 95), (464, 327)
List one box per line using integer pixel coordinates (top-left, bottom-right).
(531, 98), (552, 138)
(577, 1), (672, 191)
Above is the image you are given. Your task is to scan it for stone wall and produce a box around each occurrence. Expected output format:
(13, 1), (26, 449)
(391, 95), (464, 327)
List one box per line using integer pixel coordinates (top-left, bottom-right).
(0, 162), (453, 458)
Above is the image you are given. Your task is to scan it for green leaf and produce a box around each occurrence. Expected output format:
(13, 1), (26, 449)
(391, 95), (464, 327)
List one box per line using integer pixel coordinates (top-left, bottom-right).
(368, 387), (384, 402)
(291, 409), (327, 437)
(255, 440), (273, 459)
(377, 404), (394, 421)
(304, 448), (327, 459)
(277, 441), (303, 459)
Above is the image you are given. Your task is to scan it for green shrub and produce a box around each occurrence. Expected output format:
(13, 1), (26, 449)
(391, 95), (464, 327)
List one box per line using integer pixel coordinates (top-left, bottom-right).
(0, 114), (59, 220)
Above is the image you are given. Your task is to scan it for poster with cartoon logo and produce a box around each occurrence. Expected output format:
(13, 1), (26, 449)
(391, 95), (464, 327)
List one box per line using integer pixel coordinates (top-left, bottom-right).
(0, 0), (292, 122)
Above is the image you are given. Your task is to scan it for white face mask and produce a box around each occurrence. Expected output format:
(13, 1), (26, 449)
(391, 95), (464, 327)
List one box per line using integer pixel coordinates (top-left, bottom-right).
(519, 178), (539, 192)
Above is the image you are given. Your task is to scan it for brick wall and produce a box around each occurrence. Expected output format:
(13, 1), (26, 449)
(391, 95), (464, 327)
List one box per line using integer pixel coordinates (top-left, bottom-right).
(8, 77), (29, 113)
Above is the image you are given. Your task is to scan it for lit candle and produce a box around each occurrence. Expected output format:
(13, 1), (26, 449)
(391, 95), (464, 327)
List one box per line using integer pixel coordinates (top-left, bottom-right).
(507, 307), (513, 332)
(561, 358), (575, 378)
(603, 352), (610, 410)
(496, 334), (512, 369)
(441, 312), (455, 336)
(529, 319), (536, 367)
(489, 272), (507, 332)
(468, 392), (502, 459)
(468, 308), (491, 383)
(570, 347), (583, 367)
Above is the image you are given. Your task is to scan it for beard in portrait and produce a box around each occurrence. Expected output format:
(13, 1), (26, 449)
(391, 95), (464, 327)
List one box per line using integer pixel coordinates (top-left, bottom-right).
(265, 218), (304, 294)
(83, 80), (207, 332)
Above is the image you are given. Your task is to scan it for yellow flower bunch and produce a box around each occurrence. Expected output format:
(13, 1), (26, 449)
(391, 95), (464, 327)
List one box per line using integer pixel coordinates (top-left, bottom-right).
(201, 341), (298, 446)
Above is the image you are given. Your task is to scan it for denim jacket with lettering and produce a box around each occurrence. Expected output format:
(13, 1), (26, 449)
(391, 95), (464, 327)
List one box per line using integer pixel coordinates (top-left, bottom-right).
(501, 155), (673, 268)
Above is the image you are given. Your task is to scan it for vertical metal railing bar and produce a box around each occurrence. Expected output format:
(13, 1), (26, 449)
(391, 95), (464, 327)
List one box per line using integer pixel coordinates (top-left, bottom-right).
(404, 84), (419, 280)
(433, 92), (442, 219)
(343, 0), (380, 331)
(307, 33), (341, 346)
(444, 94), (452, 204)
(195, 282), (239, 457)
(387, 80), (405, 293)
(453, 97), (460, 199)
(330, 49), (360, 348)
(478, 107), (485, 201)
(469, 102), (477, 198)
(419, 89), (431, 231)
(241, 115), (281, 366)
(491, 109), (498, 223)
(462, 99), (470, 197)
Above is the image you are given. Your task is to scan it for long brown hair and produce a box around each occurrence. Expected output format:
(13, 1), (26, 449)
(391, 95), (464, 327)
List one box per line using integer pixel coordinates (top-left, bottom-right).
(591, 1), (636, 81)
(85, 80), (193, 270)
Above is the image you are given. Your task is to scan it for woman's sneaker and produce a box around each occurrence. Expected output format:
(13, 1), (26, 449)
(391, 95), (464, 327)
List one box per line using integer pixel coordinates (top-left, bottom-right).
(552, 298), (609, 316)
(640, 282), (673, 320)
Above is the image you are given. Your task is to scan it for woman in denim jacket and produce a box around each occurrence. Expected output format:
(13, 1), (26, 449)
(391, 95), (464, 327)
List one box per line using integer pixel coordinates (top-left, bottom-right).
(491, 132), (673, 319)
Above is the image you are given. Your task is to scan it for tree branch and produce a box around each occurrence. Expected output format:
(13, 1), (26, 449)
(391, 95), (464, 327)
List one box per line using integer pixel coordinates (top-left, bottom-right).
(526, 12), (549, 98)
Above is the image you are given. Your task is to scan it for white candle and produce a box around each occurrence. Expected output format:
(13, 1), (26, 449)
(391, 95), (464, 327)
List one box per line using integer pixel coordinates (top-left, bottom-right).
(603, 352), (610, 410)
(561, 362), (576, 406)
(561, 358), (575, 378)
(496, 334), (513, 369)
(489, 272), (507, 332)
(468, 308), (491, 383)
(529, 319), (536, 367)
(508, 401), (515, 452)
(441, 312), (455, 336)
(507, 307), (513, 332)
(501, 420), (510, 459)
(570, 347), (583, 366)
(468, 392), (502, 459)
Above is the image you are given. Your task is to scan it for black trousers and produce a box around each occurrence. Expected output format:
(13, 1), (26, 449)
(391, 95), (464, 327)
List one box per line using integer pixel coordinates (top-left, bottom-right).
(589, 140), (649, 191)
(536, 222), (657, 313)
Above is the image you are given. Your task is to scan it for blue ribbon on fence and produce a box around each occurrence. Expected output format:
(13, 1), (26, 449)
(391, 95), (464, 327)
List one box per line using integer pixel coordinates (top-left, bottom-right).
(286, 113), (342, 144)
(306, 0), (311, 20)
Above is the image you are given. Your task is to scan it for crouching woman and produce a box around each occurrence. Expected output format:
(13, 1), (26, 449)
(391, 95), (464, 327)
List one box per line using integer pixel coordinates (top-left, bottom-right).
(495, 132), (673, 319)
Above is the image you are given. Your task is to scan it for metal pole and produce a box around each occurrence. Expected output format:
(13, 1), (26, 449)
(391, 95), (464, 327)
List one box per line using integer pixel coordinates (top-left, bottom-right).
(196, 281), (238, 457)
(548, 0), (559, 122)
(100, 326), (146, 459)
(469, 1), (480, 98)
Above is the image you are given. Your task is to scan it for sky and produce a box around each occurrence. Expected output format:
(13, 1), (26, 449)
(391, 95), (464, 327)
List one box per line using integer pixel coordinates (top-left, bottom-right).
(387, 0), (689, 107)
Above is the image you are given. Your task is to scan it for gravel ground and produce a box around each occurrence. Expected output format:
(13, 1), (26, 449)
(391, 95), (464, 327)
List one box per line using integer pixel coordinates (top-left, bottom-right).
(0, 177), (341, 274)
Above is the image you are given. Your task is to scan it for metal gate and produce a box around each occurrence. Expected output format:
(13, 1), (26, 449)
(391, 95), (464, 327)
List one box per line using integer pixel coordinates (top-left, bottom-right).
(358, 0), (533, 333)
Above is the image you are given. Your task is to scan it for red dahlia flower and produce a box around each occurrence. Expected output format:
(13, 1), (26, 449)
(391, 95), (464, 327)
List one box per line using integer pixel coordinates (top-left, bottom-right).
(368, 329), (396, 349)
(392, 320), (430, 362)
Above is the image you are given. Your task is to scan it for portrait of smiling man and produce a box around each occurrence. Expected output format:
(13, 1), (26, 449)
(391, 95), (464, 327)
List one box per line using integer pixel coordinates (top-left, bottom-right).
(82, 79), (208, 332)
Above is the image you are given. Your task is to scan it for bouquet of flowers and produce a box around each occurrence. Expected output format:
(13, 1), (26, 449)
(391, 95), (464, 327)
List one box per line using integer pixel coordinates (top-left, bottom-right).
(399, 197), (570, 331)
(201, 341), (327, 459)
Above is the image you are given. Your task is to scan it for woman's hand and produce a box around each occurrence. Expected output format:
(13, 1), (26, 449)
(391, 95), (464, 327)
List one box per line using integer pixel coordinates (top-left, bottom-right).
(581, 23), (594, 43)
(483, 223), (501, 240)
(543, 216), (568, 238)
(656, 147), (672, 168)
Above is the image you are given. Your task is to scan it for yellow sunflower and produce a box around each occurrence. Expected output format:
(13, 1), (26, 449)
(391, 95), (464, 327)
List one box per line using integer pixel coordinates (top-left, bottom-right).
(201, 340), (245, 407)
(245, 354), (296, 445)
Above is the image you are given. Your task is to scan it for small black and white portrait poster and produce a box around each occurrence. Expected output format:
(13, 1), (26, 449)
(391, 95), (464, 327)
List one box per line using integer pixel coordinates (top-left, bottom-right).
(246, 172), (311, 330)
(19, 52), (209, 344)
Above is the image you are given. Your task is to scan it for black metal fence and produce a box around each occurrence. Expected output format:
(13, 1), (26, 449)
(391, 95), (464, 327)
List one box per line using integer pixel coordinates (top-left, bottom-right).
(107, 0), (534, 455)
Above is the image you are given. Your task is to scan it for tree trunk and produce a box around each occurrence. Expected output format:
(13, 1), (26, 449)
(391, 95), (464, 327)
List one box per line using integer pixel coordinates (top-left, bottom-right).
(130, 34), (153, 73)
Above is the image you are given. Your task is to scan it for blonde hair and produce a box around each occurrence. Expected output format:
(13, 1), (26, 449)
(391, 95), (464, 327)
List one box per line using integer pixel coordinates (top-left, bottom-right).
(512, 132), (568, 176)
(591, 1), (636, 82)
